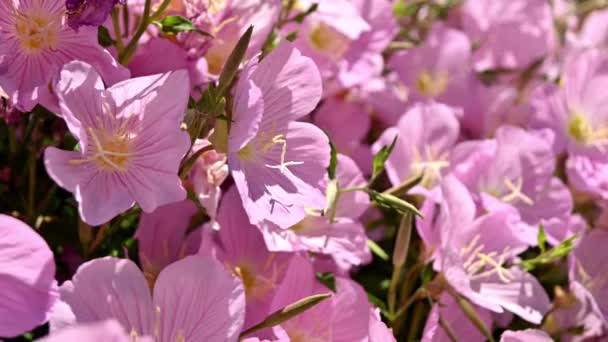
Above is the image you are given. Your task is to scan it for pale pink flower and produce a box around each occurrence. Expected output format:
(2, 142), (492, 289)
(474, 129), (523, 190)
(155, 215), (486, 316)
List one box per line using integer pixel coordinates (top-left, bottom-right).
(53, 255), (245, 341)
(44, 61), (191, 225)
(500, 329), (552, 342)
(0, 0), (128, 111)
(40, 319), (153, 342)
(228, 42), (329, 229)
(259, 154), (371, 269)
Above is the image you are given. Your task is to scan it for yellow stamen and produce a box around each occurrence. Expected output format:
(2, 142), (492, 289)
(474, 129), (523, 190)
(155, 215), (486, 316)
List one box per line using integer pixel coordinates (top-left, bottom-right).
(416, 71), (449, 97)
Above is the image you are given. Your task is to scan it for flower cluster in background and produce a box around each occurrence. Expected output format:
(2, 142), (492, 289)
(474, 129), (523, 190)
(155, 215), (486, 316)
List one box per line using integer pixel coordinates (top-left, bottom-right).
(2, 0), (608, 341)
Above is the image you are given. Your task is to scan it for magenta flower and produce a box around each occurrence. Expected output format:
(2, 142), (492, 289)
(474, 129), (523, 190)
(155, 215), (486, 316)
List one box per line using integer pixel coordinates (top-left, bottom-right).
(420, 176), (551, 323)
(135, 200), (204, 285)
(53, 255), (245, 341)
(228, 42), (329, 229)
(0, 214), (58, 337)
(41, 319), (152, 342)
(44, 61), (191, 225)
(260, 154), (371, 269)
(451, 125), (578, 244)
(373, 102), (461, 189)
(461, 0), (556, 71)
(215, 186), (293, 329)
(0, 0), (128, 111)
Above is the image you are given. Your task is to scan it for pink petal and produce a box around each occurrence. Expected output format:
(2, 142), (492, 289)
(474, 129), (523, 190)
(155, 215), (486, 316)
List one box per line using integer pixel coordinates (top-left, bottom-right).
(75, 173), (135, 226)
(40, 319), (149, 342)
(44, 147), (95, 193)
(57, 257), (154, 336)
(153, 255), (246, 342)
(0, 215), (58, 337)
(252, 42), (322, 126)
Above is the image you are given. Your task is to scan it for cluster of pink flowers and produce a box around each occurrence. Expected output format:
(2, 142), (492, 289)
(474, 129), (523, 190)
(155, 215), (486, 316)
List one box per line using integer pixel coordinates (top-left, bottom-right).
(2, 0), (608, 340)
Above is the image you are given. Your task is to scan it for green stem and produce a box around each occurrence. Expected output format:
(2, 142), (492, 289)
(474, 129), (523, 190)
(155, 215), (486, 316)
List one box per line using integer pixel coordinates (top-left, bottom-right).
(179, 144), (214, 179)
(119, 0), (172, 65)
(111, 8), (124, 52)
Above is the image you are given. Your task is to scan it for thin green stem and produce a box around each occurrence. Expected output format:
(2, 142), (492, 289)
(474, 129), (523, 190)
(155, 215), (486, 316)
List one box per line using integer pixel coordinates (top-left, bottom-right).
(119, 0), (172, 65)
(111, 8), (124, 52)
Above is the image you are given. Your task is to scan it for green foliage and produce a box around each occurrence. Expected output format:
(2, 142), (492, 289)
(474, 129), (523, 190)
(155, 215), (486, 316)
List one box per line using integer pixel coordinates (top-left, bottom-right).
(153, 15), (212, 36)
(521, 235), (578, 271)
(370, 135), (398, 184)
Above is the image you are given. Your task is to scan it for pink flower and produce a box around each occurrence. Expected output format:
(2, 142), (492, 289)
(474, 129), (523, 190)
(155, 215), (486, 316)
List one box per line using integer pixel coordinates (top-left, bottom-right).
(215, 186), (293, 329)
(53, 255), (245, 341)
(314, 96), (373, 173)
(389, 23), (473, 107)
(267, 256), (374, 341)
(461, 0), (556, 71)
(531, 49), (608, 200)
(0, 0), (128, 111)
(44, 61), (191, 225)
(420, 176), (551, 323)
(0, 214), (58, 337)
(451, 125), (578, 244)
(259, 155), (372, 270)
(135, 200), (206, 285)
(228, 42), (329, 229)
(373, 102), (461, 189)
(285, 0), (397, 93)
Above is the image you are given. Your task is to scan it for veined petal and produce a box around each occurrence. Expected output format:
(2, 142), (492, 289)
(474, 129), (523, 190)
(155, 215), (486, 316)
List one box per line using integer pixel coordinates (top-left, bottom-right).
(153, 256), (246, 342)
(57, 257), (154, 336)
(0, 215), (58, 338)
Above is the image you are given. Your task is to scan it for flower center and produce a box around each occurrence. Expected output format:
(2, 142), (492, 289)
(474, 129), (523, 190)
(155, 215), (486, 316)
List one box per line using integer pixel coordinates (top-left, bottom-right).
(567, 113), (608, 147)
(69, 117), (135, 173)
(460, 234), (514, 283)
(237, 131), (303, 173)
(309, 22), (350, 61)
(410, 144), (450, 188)
(286, 328), (330, 342)
(14, 9), (61, 54)
(416, 71), (449, 98)
(233, 257), (280, 301)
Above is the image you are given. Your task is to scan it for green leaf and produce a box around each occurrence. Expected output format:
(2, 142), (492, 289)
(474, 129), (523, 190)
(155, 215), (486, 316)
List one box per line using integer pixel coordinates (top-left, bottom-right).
(393, 0), (421, 17)
(218, 26), (253, 96)
(285, 30), (298, 42)
(521, 234), (578, 271)
(538, 224), (547, 253)
(239, 293), (332, 338)
(293, 3), (318, 23)
(327, 137), (338, 179)
(97, 26), (114, 47)
(368, 190), (423, 217)
(316, 272), (336, 292)
(368, 239), (390, 261)
(154, 15), (212, 36)
(371, 135), (398, 184)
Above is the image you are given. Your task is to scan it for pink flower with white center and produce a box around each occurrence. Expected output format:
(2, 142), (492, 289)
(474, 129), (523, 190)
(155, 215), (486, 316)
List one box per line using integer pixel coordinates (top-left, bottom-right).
(52, 255), (246, 341)
(44, 61), (191, 226)
(0, 0), (128, 111)
(227, 42), (330, 229)
(0, 214), (58, 338)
